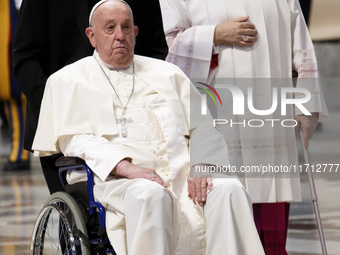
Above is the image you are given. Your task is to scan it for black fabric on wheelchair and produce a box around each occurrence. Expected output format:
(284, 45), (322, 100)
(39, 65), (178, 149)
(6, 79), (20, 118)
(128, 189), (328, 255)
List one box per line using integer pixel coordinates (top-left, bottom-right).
(56, 156), (89, 209)
(55, 156), (86, 166)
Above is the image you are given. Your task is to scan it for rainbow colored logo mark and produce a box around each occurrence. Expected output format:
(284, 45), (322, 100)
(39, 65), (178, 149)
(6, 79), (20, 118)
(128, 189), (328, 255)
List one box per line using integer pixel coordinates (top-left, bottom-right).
(196, 82), (222, 106)
(196, 82), (222, 114)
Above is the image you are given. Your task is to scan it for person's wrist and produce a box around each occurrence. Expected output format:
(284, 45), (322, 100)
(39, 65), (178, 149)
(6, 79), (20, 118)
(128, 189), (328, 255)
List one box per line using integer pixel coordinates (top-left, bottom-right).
(213, 25), (221, 45)
(112, 158), (132, 177)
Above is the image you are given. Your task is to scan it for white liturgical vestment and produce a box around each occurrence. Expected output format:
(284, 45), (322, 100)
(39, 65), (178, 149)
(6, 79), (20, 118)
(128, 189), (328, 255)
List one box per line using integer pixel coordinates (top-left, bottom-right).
(160, 0), (329, 203)
(32, 52), (265, 255)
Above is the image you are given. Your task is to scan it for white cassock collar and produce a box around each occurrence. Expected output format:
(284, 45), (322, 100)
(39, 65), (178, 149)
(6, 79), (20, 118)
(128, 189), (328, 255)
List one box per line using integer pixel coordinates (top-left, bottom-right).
(93, 50), (133, 74)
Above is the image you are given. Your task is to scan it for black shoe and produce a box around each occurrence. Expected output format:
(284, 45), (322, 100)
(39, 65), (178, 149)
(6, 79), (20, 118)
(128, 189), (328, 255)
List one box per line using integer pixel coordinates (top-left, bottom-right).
(4, 160), (30, 171)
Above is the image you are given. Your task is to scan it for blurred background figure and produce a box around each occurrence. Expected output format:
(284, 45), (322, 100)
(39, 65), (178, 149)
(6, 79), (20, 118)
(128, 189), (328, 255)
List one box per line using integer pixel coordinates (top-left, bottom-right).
(0, 101), (9, 131)
(299, 0), (312, 25)
(0, 0), (29, 171)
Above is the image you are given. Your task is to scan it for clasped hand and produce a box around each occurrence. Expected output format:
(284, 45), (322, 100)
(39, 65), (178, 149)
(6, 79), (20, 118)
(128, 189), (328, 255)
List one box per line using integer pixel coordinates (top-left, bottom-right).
(214, 16), (258, 47)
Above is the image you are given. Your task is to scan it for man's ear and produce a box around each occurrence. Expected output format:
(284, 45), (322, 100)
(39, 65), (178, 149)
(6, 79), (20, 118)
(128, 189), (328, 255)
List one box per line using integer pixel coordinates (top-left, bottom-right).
(86, 27), (96, 48)
(134, 26), (139, 38)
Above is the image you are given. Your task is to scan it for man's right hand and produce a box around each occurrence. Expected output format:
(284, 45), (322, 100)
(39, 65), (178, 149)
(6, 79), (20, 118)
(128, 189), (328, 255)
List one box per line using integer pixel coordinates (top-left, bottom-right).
(214, 16), (258, 47)
(112, 159), (167, 187)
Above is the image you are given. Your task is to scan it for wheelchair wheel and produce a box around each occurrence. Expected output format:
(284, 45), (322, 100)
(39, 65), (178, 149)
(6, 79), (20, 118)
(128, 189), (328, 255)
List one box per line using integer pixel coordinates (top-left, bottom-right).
(30, 192), (91, 255)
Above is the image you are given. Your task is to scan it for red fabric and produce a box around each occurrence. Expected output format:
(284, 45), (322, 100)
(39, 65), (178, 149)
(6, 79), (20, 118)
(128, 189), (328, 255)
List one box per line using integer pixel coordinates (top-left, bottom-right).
(210, 54), (219, 68)
(253, 202), (290, 255)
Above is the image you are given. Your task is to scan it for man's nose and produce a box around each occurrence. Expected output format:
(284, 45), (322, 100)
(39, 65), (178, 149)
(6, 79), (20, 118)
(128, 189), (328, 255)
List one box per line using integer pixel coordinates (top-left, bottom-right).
(115, 26), (125, 40)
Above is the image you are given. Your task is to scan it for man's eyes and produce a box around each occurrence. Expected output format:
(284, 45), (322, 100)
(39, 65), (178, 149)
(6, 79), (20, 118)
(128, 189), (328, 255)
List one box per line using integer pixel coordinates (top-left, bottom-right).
(105, 24), (132, 33)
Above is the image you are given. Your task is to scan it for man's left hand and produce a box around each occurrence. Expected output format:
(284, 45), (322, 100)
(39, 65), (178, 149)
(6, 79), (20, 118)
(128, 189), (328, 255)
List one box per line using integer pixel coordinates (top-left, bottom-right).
(187, 169), (213, 206)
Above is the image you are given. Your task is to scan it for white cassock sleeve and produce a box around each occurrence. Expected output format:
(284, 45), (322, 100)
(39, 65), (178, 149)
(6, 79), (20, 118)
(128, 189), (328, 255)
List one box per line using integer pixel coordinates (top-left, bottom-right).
(159, 0), (216, 78)
(58, 134), (130, 182)
(290, 0), (328, 118)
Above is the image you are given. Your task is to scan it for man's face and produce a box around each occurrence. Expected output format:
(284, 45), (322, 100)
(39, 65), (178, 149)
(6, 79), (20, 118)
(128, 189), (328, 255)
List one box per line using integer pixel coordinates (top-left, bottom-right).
(86, 1), (138, 67)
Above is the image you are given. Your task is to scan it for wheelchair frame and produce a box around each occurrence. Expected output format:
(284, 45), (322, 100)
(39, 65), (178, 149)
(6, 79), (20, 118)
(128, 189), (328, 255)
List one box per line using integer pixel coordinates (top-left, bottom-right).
(30, 157), (116, 255)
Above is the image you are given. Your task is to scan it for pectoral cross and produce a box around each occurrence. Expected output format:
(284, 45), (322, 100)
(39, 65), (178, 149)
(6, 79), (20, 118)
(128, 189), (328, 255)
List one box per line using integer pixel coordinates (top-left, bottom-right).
(116, 109), (133, 138)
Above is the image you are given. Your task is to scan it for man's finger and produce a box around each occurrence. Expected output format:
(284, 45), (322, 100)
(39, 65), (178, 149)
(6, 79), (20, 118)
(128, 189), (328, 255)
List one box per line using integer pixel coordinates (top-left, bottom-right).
(147, 172), (167, 187)
(156, 176), (167, 187)
(207, 178), (213, 190)
(240, 29), (258, 36)
(200, 179), (208, 205)
(304, 138), (309, 150)
(241, 23), (256, 30)
(194, 178), (202, 205)
(234, 16), (249, 23)
(187, 178), (197, 204)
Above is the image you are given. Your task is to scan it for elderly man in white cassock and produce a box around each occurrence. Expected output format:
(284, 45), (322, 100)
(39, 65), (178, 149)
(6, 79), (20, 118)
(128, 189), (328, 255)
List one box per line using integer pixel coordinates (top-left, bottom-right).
(32, 0), (265, 254)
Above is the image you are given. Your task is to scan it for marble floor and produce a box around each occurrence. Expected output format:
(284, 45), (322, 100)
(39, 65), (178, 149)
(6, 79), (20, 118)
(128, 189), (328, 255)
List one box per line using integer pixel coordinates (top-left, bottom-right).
(1, 41), (340, 255)
(0, 151), (49, 254)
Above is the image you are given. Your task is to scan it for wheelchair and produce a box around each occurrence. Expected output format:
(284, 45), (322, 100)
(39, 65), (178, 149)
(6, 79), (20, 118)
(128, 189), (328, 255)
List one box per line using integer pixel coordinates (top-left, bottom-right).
(30, 156), (116, 255)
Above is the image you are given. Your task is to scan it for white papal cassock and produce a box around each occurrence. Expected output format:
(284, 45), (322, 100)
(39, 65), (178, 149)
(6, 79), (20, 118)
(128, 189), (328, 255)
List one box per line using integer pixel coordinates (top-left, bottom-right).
(159, 0), (328, 203)
(32, 51), (265, 255)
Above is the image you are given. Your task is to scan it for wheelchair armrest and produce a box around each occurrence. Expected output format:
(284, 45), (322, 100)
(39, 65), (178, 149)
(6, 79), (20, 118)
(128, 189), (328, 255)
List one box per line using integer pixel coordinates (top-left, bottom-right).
(55, 156), (85, 167)
(56, 156), (97, 215)
(56, 156), (106, 229)
(56, 156), (87, 190)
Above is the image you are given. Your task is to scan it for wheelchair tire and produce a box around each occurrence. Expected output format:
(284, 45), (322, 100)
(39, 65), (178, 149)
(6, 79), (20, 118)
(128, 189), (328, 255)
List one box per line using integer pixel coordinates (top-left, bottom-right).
(30, 192), (91, 255)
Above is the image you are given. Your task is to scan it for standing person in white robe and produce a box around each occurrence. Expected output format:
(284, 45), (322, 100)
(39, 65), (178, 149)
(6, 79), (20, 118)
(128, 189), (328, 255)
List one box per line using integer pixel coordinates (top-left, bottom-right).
(32, 1), (265, 254)
(159, 0), (328, 254)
